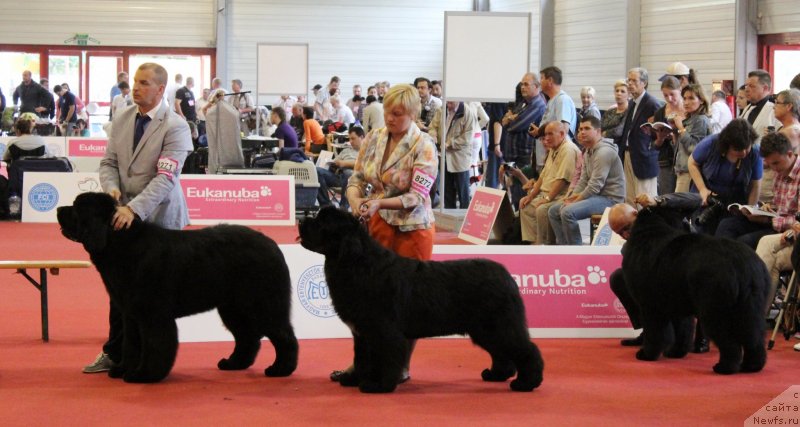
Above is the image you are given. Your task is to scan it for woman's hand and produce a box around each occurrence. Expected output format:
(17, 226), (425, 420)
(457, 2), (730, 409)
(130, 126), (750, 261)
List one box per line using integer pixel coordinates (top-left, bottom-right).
(348, 197), (368, 217)
(359, 199), (381, 219)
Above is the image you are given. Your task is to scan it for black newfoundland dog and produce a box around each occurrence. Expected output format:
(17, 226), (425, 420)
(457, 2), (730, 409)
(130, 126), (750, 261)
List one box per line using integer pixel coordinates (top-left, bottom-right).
(57, 192), (298, 383)
(298, 207), (544, 393)
(622, 207), (768, 374)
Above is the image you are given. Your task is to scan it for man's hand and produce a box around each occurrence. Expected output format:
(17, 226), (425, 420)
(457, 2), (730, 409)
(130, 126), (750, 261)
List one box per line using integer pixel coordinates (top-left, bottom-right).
(563, 194), (581, 206)
(522, 179), (536, 191)
(519, 194), (533, 209)
(635, 194), (657, 208)
(112, 206), (136, 230)
(528, 124), (539, 137)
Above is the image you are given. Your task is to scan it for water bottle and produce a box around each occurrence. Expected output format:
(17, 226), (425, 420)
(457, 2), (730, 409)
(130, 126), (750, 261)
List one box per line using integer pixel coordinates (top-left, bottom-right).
(8, 194), (21, 217)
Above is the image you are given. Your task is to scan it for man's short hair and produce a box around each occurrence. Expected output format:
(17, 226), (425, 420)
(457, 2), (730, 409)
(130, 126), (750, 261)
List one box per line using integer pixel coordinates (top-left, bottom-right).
(540, 66), (563, 85)
(272, 106), (286, 123)
(185, 77), (194, 86)
(137, 62), (168, 86)
(118, 81), (130, 91)
(629, 67), (649, 89)
(791, 73), (800, 90)
(367, 85), (376, 93)
(712, 90), (726, 100)
(302, 106), (315, 119)
(414, 77), (431, 88)
(232, 79), (243, 88)
(175, 73), (183, 82)
(777, 89), (800, 120)
(330, 76), (341, 84)
(580, 115), (602, 129)
(760, 131), (792, 157)
(349, 126), (365, 138)
(365, 95), (377, 104)
(53, 84), (62, 94)
(118, 71), (128, 80)
(747, 69), (772, 90)
(718, 118), (758, 154)
(522, 72), (540, 88)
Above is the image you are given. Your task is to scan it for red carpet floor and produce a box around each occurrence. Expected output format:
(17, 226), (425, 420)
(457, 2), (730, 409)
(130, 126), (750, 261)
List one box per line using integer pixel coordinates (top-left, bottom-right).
(1, 221), (798, 426)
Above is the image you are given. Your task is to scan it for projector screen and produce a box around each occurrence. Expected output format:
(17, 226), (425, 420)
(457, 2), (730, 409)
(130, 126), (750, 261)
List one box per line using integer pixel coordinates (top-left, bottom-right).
(444, 12), (530, 102)
(257, 43), (309, 97)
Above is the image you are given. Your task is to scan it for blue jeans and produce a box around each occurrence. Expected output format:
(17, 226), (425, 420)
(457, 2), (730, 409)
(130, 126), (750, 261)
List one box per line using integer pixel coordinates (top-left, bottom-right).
(444, 169), (471, 209)
(548, 195), (616, 245)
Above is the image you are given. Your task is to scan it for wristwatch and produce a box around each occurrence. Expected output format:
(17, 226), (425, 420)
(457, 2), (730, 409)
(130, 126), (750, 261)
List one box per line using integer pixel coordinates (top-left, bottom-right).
(654, 196), (665, 207)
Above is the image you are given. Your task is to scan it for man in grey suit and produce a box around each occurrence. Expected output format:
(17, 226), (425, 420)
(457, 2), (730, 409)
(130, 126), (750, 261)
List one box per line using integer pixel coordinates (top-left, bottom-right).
(84, 62), (193, 373)
(361, 95), (385, 134)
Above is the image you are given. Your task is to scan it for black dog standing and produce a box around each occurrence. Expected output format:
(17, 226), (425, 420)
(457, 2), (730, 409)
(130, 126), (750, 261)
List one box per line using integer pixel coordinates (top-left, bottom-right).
(58, 192), (298, 383)
(622, 207), (769, 374)
(299, 207), (544, 393)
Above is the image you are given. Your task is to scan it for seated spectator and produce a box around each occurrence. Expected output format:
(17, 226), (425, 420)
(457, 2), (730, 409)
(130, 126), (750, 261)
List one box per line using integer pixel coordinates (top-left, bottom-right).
(289, 103), (305, 141)
(316, 126), (363, 209)
(548, 116), (625, 245)
(3, 115), (48, 163)
(687, 118), (762, 234)
(579, 86), (601, 120)
(755, 221), (800, 317)
(302, 106), (325, 153)
(361, 95), (385, 134)
(716, 132), (799, 248)
(672, 84), (711, 192)
(519, 121), (580, 244)
(330, 95), (355, 127)
(270, 107), (298, 149)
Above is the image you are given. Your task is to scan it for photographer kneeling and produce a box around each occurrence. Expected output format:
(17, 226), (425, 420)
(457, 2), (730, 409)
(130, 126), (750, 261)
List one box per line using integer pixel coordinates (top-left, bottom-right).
(686, 118), (762, 235)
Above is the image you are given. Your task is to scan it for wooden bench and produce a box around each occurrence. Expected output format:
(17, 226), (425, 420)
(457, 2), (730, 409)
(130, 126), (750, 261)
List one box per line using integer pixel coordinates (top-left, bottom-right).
(0, 260), (92, 342)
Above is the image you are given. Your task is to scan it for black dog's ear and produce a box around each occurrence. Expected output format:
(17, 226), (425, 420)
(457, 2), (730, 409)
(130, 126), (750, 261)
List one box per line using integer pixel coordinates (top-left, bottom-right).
(338, 231), (364, 262)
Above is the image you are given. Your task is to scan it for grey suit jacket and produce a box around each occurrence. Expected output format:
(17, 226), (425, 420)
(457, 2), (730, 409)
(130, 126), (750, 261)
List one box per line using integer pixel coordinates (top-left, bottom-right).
(362, 102), (385, 134)
(100, 101), (194, 230)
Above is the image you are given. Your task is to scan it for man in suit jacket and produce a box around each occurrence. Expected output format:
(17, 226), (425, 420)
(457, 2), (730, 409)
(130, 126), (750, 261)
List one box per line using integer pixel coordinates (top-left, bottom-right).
(84, 62), (193, 374)
(620, 67), (662, 205)
(428, 101), (478, 209)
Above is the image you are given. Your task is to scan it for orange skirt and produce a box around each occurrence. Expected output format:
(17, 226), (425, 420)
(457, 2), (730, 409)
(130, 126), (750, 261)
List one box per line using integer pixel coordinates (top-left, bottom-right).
(368, 214), (435, 261)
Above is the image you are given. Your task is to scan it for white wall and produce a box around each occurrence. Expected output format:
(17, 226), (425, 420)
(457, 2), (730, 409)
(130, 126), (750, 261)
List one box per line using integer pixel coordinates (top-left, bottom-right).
(640, 0), (736, 97)
(224, 0), (473, 105)
(489, 0), (541, 73)
(553, 0), (628, 108)
(758, 0), (800, 34)
(0, 0), (215, 47)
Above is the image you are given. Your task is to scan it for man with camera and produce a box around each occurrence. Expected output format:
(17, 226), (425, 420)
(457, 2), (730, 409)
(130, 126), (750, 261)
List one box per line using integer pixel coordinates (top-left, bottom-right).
(547, 116), (625, 245)
(519, 121), (580, 245)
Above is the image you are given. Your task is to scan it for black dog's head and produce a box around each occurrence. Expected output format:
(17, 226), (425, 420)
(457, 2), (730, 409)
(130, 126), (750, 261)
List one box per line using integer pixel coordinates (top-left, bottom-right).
(298, 206), (364, 257)
(629, 207), (686, 242)
(57, 192), (118, 253)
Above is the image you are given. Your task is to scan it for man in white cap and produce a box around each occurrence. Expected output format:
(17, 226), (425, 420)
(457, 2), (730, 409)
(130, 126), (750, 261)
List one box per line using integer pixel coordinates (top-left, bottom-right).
(658, 62), (696, 88)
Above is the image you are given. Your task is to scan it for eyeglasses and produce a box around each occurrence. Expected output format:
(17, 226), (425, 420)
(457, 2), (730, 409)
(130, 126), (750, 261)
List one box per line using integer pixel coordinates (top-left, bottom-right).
(775, 101), (790, 106)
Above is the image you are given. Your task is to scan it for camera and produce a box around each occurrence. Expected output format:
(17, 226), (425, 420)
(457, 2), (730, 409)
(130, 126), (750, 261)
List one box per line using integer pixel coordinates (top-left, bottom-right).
(502, 162), (517, 176)
(696, 195), (724, 226)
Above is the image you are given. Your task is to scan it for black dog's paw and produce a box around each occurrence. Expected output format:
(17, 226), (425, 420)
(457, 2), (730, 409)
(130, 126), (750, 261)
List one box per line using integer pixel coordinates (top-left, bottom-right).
(712, 362), (739, 375)
(358, 380), (397, 394)
(264, 364), (294, 377)
(481, 368), (515, 382)
(217, 358), (250, 371)
(636, 348), (660, 361)
(663, 347), (688, 359)
(510, 378), (539, 392)
(337, 371), (360, 387)
(123, 370), (163, 383)
(108, 365), (126, 379)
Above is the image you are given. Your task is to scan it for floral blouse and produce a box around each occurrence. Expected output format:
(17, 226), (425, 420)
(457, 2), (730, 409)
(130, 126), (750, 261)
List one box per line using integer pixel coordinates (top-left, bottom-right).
(347, 123), (439, 231)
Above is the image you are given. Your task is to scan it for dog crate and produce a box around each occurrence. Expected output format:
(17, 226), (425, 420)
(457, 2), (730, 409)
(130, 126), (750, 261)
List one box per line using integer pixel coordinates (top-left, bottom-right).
(272, 160), (320, 217)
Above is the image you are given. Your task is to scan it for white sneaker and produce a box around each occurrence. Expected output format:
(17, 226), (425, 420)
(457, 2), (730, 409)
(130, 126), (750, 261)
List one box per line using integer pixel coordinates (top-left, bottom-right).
(794, 342), (800, 352)
(82, 352), (114, 373)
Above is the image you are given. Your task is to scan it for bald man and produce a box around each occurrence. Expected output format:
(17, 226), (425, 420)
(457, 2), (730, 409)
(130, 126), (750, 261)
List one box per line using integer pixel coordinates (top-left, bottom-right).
(608, 192), (706, 348)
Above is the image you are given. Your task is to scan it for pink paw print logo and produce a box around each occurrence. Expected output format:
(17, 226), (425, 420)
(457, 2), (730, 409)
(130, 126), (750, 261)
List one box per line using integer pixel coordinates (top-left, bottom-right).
(586, 266), (607, 285)
(260, 186), (272, 197)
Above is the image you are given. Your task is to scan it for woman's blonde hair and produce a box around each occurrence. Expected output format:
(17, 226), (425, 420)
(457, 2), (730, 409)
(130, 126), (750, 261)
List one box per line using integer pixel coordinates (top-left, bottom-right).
(382, 83), (420, 118)
(613, 79), (627, 90)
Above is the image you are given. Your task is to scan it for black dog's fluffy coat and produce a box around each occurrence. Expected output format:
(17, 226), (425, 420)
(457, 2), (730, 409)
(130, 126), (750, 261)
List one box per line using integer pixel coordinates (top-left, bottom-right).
(622, 208), (768, 374)
(298, 207), (544, 393)
(57, 192), (298, 383)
